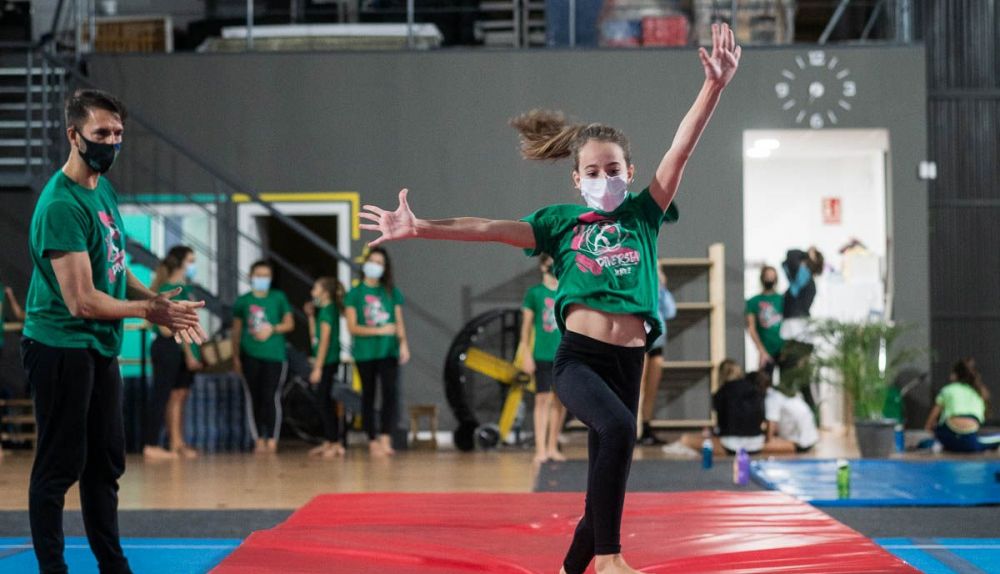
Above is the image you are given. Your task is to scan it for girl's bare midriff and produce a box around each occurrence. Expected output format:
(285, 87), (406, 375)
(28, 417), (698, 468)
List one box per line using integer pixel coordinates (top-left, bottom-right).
(565, 304), (647, 348)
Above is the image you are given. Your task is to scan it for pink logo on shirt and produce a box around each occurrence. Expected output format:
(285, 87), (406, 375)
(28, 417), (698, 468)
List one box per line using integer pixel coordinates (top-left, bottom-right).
(570, 212), (640, 277)
(98, 211), (125, 284)
(364, 295), (390, 326)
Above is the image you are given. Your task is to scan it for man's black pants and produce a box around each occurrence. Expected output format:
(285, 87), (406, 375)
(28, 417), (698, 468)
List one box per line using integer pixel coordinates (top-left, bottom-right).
(22, 337), (132, 574)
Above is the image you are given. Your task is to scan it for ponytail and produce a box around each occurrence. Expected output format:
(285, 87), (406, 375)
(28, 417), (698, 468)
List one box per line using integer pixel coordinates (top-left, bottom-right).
(317, 276), (345, 310)
(952, 357), (990, 408)
(509, 109), (632, 168)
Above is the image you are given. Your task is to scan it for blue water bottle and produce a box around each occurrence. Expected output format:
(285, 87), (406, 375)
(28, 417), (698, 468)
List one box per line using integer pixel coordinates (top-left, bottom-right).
(701, 438), (713, 469)
(894, 424), (905, 453)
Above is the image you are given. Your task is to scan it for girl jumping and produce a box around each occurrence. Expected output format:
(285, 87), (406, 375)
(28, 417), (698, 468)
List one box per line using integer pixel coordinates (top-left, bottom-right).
(360, 23), (740, 574)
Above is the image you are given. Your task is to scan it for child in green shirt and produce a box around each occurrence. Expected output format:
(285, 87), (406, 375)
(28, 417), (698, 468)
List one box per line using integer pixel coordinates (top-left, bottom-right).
(359, 24), (741, 574)
(232, 260), (294, 453)
(146, 245), (204, 461)
(306, 276), (346, 458)
(344, 247), (410, 457)
(924, 358), (999, 452)
(519, 254), (567, 464)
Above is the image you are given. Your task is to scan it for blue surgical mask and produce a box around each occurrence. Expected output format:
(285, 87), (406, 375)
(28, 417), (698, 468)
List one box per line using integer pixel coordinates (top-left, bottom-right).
(362, 262), (384, 280)
(184, 263), (197, 281)
(251, 277), (271, 292)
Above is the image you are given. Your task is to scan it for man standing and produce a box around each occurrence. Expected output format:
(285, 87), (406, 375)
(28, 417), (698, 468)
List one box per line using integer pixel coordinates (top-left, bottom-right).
(22, 89), (205, 574)
(745, 266), (784, 371)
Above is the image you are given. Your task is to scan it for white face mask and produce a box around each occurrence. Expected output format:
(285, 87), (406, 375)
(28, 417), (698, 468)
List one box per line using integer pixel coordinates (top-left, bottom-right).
(579, 174), (629, 212)
(363, 262), (385, 280)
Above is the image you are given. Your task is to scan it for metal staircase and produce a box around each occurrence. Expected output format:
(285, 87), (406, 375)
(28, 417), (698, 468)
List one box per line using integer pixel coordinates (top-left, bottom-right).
(0, 54), (64, 189)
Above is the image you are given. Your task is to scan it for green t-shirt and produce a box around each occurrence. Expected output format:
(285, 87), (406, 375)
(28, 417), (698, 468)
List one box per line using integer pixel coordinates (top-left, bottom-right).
(233, 289), (291, 362)
(23, 171), (127, 357)
(345, 283), (403, 362)
(521, 188), (678, 349)
(312, 303), (341, 365)
(522, 283), (561, 362)
(936, 382), (986, 423)
(745, 292), (784, 357)
(157, 282), (201, 360)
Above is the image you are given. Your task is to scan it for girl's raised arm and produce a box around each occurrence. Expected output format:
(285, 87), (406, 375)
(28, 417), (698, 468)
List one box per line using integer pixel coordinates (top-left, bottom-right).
(649, 22), (742, 211)
(360, 188), (535, 249)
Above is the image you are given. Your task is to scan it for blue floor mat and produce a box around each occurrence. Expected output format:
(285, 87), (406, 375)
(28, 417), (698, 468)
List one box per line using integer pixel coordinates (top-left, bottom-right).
(877, 538), (1000, 574)
(751, 460), (1000, 506)
(0, 537), (239, 573)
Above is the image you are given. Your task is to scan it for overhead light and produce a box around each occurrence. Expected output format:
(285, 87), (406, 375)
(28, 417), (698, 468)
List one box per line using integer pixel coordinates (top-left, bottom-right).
(746, 147), (771, 158)
(754, 138), (781, 150)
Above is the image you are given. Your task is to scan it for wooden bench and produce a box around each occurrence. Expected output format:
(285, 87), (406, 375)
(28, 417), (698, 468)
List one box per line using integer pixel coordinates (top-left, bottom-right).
(408, 404), (439, 450)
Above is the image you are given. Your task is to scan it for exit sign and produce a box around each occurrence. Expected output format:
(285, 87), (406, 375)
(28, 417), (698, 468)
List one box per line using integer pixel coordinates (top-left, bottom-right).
(823, 197), (842, 225)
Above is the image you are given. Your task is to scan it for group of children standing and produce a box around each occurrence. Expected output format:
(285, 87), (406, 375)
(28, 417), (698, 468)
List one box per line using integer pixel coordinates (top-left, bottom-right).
(143, 247), (408, 458)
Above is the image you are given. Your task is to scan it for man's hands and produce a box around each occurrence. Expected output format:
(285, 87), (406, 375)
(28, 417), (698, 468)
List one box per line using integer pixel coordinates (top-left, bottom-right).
(146, 287), (207, 344)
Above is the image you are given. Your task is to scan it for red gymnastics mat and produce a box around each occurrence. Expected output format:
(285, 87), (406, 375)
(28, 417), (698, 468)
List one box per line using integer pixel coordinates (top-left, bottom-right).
(212, 492), (919, 574)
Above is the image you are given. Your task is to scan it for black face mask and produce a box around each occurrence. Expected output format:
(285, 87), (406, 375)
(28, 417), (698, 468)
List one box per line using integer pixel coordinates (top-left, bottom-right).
(762, 280), (777, 290)
(76, 132), (120, 174)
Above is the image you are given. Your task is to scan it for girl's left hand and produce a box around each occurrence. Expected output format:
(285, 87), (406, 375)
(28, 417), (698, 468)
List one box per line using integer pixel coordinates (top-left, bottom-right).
(699, 22), (742, 88)
(399, 343), (411, 366)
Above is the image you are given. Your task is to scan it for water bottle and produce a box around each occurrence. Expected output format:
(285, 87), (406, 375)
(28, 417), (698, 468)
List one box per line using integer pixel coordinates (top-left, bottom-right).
(701, 438), (713, 469)
(733, 448), (751, 485)
(836, 459), (850, 499)
(894, 424), (905, 452)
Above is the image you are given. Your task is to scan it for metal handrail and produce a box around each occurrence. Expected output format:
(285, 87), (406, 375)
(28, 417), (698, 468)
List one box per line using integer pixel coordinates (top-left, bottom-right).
(39, 51), (357, 272)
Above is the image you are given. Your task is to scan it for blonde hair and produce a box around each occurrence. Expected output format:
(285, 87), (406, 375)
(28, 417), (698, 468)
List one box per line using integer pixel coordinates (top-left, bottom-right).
(718, 359), (744, 384)
(509, 109), (631, 169)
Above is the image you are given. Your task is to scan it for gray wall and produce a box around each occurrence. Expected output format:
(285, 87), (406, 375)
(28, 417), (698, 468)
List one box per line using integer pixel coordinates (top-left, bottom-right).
(86, 46), (929, 428)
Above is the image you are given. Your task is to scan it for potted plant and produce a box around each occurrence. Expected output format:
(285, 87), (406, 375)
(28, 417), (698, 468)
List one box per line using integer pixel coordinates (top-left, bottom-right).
(808, 319), (922, 457)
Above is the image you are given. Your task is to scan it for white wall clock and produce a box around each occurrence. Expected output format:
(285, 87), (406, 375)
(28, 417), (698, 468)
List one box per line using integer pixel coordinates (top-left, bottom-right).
(774, 50), (857, 129)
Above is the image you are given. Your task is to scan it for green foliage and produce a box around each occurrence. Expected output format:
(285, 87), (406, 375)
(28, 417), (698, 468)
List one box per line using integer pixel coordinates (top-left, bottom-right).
(808, 319), (923, 421)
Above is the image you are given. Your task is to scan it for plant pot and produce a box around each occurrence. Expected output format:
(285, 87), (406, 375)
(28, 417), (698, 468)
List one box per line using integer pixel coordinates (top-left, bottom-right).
(854, 419), (896, 458)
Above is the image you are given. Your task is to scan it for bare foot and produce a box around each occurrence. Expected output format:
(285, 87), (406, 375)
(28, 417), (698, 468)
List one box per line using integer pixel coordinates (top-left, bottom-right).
(533, 452), (549, 464)
(369, 441), (387, 457)
(253, 439), (267, 454)
(548, 450), (567, 462)
(266, 439), (278, 453)
(379, 436), (396, 456)
(309, 442), (330, 457)
(143, 446), (179, 461)
(332, 444), (346, 457)
(595, 554), (648, 574)
(176, 445), (199, 459)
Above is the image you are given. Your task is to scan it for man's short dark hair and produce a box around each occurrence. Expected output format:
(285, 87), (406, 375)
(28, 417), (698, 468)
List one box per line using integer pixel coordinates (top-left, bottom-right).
(65, 89), (127, 132)
(250, 260), (273, 274)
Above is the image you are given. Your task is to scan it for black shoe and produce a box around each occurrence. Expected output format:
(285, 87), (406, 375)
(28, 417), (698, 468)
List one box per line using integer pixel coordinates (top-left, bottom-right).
(639, 431), (665, 446)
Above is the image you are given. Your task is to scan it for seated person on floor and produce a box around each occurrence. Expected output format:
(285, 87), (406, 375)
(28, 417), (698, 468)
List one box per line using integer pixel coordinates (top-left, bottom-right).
(765, 377), (818, 453)
(664, 360), (802, 456)
(924, 357), (999, 453)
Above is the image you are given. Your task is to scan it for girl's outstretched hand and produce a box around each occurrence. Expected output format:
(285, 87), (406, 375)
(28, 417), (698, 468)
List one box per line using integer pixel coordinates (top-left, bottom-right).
(360, 188), (418, 247)
(699, 22), (742, 89)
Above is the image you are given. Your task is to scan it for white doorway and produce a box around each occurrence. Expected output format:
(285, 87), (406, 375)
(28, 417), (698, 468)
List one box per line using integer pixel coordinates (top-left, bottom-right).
(743, 129), (891, 428)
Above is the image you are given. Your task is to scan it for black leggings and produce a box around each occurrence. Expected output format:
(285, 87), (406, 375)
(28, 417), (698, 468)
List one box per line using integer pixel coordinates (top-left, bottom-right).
(356, 357), (399, 440)
(315, 362), (342, 443)
(21, 338), (132, 574)
(146, 337), (193, 447)
(553, 331), (645, 574)
(240, 353), (287, 440)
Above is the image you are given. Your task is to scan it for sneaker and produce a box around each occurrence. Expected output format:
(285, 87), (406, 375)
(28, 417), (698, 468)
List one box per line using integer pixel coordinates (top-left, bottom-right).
(661, 441), (699, 458)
